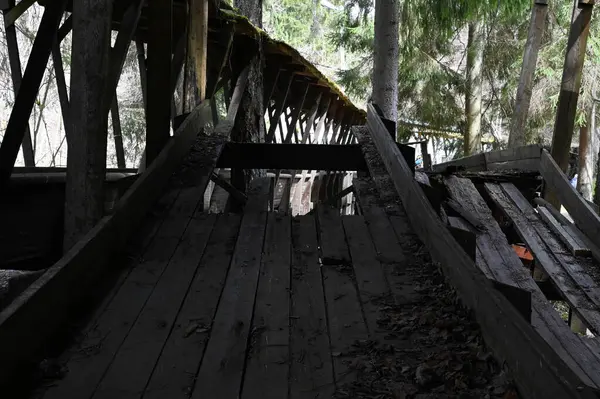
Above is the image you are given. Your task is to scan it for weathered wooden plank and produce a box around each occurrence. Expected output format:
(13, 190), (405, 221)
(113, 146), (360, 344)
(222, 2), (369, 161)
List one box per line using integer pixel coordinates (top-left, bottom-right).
(143, 214), (242, 399)
(241, 213), (291, 399)
(431, 153), (486, 172)
(92, 214), (217, 399)
(192, 178), (270, 399)
(289, 215), (334, 399)
(485, 183), (600, 335)
(316, 205), (350, 265)
(366, 103), (600, 397)
(341, 216), (389, 335)
(486, 158), (541, 171)
(111, 97), (126, 168)
(537, 206), (589, 256)
(503, 183), (600, 316)
(484, 144), (542, 164)
(541, 149), (600, 250)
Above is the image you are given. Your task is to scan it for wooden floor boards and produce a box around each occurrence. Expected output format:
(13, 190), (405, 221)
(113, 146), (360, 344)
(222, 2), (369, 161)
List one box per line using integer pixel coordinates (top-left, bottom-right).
(43, 176), (412, 399)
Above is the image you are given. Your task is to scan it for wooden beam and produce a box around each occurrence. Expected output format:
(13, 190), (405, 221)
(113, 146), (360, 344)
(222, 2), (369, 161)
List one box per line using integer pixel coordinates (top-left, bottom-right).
(190, 0), (208, 100)
(105, 0), (144, 108)
(366, 103), (600, 397)
(63, 0), (111, 251)
(540, 149), (600, 250)
(283, 85), (309, 144)
(210, 172), (247, 205)
(2, 0), (35, 166)
(57, 15), (72, 42)
(3, 0), (35, 28)
(145, 0), (172, 165)
(0, 0), (67, 187)
(135, 37), (148, 107)
(111, 97), (126, 169)
(217, 143), (369, 171)
(550, 0), (594, 173)
(51, 40), (71, 143)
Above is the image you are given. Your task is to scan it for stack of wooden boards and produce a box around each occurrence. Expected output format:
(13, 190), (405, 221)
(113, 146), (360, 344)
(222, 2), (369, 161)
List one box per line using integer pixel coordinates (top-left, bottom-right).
(434, 172), (600, 389)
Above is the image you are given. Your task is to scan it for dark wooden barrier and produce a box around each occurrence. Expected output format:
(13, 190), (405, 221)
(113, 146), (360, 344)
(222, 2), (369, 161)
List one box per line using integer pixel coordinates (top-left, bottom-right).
(366, 103), (600, 399)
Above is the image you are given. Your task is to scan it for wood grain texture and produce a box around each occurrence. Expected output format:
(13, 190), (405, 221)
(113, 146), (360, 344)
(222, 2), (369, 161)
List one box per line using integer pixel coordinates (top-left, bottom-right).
(241, 214), (291, 399)
(92, 214), (217, 399)
(537, 206), (589, 255)
(143, 214), (241, 399)
(316, 205), (351, 265)
(289, 216), (334, 399)
(341, 216), (390, 335)
(192, 178), (270, 399)
(541, 150), (600, 250)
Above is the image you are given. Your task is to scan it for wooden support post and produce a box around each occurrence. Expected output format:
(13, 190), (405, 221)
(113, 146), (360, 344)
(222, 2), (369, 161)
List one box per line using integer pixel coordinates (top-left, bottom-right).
(0, 0), (67, 186)
(64, 0), (112, 251)
(3, 0), (34, 166)
(283, 86), (309, 143)
(508, 0), (548, 148)
(145, 0), (172, 165)
(550, 0), (594, 173)
(183, 0), (209, 111)
(51, 40), (71, 143)
(111, 97), (126, 168)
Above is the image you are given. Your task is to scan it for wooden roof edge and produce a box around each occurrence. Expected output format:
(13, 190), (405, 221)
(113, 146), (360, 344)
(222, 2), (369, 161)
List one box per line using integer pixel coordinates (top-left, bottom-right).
(217, 5), (366, 121)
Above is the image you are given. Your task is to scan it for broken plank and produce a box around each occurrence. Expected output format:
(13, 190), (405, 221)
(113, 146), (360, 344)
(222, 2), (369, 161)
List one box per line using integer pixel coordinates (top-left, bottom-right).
(537, 206), (589, 256)
(92, 214), (218, 399)
(290, 215), (334, 399)
(341, 216), (390, 336)
(143, 214), (242, 399)
(241, 214), (291, 399)
(316, 205), (350, 265)
(485, 183), (600, 335)
(192, 178), (270, 399)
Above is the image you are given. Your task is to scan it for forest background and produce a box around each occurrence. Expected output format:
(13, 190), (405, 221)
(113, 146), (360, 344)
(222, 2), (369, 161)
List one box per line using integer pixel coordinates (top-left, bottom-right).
(1, 0), (598, 191)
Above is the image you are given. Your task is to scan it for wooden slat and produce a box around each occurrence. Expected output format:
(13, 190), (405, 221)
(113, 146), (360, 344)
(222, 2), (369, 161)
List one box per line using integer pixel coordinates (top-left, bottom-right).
(537, 206), (589, 256)
(366, 103), (600, 397)
(143, 214), (242, 399)
(486, 158), (540, 171)
(484, 144), (542, 164)
(485, 183), (600, 334)
(241, 213), (291, 399)
(341, 215), (389, 335)
(431, 153), (486, 172)
(192, 178), (270, 399)
(93, 214), (217, 398)
(289, 215), (334, 399)
(316, 205), (350, 265)
(541, 149), (600, 250)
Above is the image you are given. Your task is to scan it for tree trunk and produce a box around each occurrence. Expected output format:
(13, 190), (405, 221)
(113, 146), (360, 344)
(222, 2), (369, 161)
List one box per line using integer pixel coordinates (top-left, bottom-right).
(64, 0), (113, 251)
(578, 116), (593, 200)
(464, 20), (484, 156)
(508, 0), (548, 148)
(372, 0), (399, 123)
(550, 0), (594, 173)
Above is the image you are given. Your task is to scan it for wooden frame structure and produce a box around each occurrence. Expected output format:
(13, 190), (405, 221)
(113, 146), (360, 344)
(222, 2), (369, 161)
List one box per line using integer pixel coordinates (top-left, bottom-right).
(0, 0), (365, 386)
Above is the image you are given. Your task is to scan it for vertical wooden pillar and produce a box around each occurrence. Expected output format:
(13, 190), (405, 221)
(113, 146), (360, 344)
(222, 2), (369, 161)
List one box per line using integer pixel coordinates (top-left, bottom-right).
(64, 0), (112, 251)
(52, 40), (72, 143)
(135, 37), (148, 107)
(183, 0), (208, 112)
(508, 0), (548, 148)
(146, 0), (172, 165)
(3, 0), (35, 166)
(111, 97), (126, 168)
(550, 0), (594, 173)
